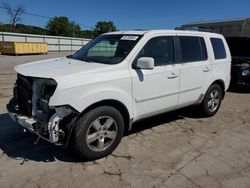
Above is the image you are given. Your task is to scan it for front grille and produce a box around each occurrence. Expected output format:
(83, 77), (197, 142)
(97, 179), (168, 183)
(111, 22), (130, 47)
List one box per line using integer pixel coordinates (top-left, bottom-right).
(14, 74), (33, 116)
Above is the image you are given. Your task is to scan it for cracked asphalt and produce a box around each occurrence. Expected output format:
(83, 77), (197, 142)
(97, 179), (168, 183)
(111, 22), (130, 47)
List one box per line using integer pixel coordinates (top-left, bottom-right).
(0, 52), (250, 188)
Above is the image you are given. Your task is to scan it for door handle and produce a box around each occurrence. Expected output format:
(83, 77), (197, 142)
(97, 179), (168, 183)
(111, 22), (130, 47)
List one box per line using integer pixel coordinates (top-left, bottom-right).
(167, 72), (178, 79)
(203, 67), (211, 72)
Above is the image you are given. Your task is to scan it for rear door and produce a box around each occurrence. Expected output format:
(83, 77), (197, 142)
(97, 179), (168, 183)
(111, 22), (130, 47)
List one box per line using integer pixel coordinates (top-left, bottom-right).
(176, 35), (212, 106)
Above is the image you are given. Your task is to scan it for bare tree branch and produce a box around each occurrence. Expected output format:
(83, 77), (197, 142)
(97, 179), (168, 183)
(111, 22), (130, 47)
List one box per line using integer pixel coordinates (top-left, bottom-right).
(2, 2), (25, 28)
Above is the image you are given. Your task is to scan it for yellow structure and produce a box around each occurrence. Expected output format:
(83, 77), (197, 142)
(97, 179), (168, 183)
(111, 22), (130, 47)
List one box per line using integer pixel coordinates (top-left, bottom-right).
(0, 41), (48, 55)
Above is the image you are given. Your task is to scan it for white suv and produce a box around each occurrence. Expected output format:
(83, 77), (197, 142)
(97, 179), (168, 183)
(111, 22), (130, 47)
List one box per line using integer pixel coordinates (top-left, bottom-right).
(7, 30), (231, 160)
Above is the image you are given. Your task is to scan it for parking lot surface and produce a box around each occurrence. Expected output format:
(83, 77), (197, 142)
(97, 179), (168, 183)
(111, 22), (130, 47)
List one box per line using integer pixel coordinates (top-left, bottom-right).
(0, 52), (250, 188)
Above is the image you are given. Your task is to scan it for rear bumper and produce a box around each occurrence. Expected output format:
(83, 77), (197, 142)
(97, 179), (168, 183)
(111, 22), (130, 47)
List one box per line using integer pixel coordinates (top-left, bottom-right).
(236, 80), (250, 87)
(231, 79), (250, 87)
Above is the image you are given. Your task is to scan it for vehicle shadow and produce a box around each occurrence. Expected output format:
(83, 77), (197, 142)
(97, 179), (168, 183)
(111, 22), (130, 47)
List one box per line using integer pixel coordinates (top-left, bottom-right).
(0, 106), (200, 163)
(126, 105), (204, 136)
(0, 113), (78, 163)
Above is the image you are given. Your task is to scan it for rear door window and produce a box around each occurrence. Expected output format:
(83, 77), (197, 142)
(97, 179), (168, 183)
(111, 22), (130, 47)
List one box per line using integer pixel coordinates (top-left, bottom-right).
(178, 36), (207, 63)
(210, 38), (227, 59)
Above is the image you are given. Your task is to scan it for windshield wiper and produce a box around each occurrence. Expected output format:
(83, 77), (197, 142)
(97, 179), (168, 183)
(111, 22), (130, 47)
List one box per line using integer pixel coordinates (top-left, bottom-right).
(81, 57), (96, 63)
(66, 55), (73, 59)
(66, 55), (94, 63)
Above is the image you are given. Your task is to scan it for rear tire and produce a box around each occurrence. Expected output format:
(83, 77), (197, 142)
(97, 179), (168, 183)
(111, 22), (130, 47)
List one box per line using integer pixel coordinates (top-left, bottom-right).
(200, 84), (223, 117)
(73, 106), (124, 161)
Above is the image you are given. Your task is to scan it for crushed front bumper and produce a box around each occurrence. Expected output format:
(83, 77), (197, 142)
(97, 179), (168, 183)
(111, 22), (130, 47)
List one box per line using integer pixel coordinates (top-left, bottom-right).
(7, 98), (76, 145)
(7, 98), (57, 143)
(7, 98), (35, 132)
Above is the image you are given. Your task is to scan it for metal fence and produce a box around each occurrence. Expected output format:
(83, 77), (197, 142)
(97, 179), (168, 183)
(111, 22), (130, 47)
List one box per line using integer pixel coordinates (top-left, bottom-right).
(0, 32), (91, 52)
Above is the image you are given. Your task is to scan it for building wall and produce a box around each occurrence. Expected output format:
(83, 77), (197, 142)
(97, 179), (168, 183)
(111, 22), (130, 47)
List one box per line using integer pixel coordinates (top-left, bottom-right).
(0, 32), (91, 52)
(182, 18), (250, 38)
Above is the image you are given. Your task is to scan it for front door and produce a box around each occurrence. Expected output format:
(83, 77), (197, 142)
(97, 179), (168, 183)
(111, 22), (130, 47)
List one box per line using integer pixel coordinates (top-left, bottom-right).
(130, 36), (180, 120)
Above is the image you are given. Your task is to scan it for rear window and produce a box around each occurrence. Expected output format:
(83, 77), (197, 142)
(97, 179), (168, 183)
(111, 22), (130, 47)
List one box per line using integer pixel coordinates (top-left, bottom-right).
(179, 36), (207, 63)
(210, 38), (227, 59)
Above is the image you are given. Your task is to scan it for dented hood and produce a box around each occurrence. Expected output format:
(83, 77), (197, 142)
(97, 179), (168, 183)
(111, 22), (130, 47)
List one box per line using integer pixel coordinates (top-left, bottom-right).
(15, 57), (112, 79)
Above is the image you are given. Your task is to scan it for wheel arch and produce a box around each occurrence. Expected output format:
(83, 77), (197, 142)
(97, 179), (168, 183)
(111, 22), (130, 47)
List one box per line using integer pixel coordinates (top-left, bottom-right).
(210, 79), (226, 99)
(76, 99), (131, 133)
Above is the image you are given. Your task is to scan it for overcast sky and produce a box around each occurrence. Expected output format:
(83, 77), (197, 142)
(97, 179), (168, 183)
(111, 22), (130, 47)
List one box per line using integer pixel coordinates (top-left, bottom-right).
(0, 0), (249, 30)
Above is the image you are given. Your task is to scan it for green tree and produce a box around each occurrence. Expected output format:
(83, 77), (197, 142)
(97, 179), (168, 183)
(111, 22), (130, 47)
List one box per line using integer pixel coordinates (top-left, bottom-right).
(0, 23), (47, 34)
(81, 30), (94, 39)
(46, 16), (81, 37)
(94, 21), (117, 37)
(69, 21), (82, 37)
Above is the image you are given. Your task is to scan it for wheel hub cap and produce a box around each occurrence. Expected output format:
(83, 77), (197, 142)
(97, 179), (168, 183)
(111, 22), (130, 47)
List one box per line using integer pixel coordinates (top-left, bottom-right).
(86, 116), (117, 152)
(208, 90), (220, 112)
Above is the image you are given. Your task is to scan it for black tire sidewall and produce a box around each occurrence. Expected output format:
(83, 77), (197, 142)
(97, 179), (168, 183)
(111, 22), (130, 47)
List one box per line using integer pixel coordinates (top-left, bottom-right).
(202, 84), (223, 117)
(73, 106), (124, 160)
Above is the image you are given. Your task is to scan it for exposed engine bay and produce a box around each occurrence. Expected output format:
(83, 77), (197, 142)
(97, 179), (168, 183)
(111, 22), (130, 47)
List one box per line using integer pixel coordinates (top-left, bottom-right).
(226, 37), (250, 86)
(8, 74), (77, 145)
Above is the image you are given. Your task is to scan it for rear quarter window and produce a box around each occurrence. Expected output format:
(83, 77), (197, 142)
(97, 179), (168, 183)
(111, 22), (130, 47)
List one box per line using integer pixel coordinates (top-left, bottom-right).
(210, 38), (227, 60)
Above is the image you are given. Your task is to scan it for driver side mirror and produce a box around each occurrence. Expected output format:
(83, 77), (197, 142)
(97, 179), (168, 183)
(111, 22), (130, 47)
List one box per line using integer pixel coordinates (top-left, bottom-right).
(135, 57), (154, 69)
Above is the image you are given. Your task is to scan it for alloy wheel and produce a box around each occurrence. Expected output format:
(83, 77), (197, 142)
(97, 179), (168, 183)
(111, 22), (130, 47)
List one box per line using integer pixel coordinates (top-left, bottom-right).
(207, 89), (220, 112)
(86, 116), (118, 152)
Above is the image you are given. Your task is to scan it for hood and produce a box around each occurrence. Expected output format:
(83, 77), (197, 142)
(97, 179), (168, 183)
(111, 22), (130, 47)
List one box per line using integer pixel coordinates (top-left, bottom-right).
(15, 57), (112, 79)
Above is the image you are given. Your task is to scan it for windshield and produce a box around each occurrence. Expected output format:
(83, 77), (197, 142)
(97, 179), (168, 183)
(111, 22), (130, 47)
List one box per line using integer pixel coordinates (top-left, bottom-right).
(70, 34), (141, 64)
(226, 37), (250, 58)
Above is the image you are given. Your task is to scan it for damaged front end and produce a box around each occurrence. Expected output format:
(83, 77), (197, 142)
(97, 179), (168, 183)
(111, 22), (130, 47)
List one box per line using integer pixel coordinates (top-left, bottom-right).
(7, 74), (78, 145)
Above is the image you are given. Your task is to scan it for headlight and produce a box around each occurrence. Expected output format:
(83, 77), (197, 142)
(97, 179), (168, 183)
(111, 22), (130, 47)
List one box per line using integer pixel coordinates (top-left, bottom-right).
(242, 69), (250, 76)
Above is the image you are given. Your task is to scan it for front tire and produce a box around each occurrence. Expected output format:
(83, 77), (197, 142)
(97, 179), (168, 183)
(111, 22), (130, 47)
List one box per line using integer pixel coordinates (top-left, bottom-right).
(73, 106), (124, 160)
(200, 84), (223, 117)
